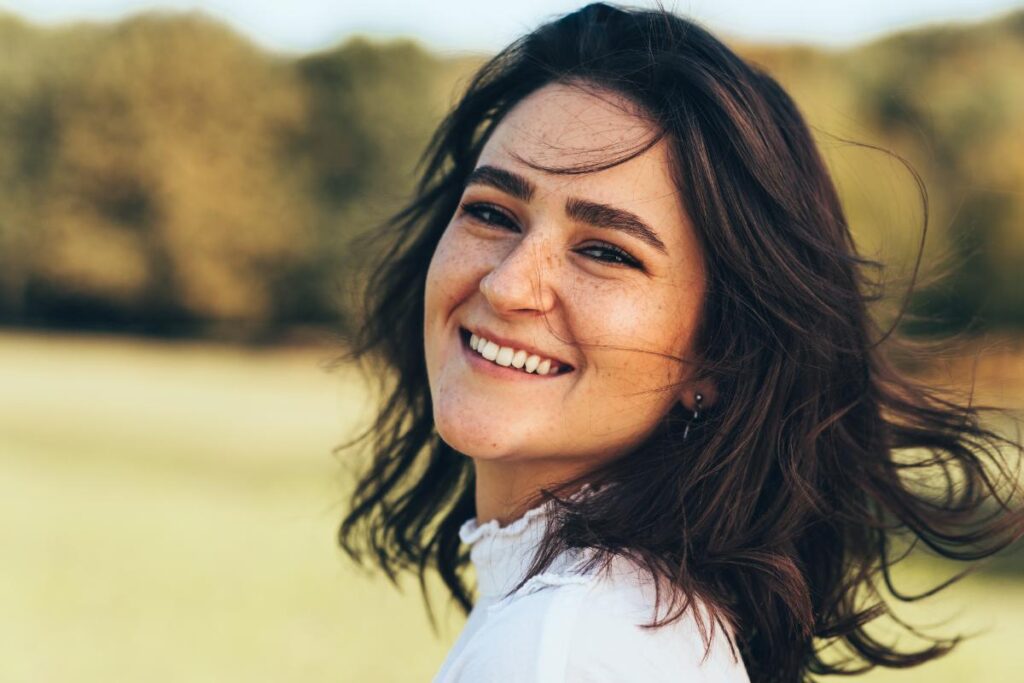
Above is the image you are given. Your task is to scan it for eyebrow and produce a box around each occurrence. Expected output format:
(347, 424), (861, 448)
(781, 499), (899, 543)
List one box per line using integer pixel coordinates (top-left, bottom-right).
(464, 164), (668, 254)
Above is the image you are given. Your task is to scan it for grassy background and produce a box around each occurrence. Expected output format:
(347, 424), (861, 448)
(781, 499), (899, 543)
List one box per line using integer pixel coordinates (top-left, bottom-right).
(2, 330), (1022, 682)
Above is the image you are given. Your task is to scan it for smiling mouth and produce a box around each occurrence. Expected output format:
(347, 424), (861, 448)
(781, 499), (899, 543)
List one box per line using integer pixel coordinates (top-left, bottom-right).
(459, 327), (574, 376)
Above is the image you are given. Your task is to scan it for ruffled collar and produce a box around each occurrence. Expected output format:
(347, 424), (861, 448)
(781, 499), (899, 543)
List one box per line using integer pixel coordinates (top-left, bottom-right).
(458, 483), (608, 599)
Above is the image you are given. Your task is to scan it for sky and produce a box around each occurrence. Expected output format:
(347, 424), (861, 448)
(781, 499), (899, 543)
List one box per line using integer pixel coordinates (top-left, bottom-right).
(2, 0), (1022, 55)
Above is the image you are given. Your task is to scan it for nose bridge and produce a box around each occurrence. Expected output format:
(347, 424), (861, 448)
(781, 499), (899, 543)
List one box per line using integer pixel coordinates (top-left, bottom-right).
(481, 231), (557, 313)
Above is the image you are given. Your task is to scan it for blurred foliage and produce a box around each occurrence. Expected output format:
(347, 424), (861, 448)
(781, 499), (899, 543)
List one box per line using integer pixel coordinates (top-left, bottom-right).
(0, 8), (1021, 341)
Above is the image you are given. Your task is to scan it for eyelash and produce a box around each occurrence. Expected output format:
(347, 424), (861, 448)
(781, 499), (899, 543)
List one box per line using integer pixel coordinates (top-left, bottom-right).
(459, 202), (644, 270)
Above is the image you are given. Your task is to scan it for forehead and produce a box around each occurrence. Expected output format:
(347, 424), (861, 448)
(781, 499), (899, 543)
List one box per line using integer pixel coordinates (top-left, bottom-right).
(476, 82), (688, 247)
(485, 82), (657, 168)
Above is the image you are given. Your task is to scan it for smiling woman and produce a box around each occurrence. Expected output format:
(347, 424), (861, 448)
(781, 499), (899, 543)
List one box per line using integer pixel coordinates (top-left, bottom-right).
(336, 3), (1024, 683)
(423, 82), (709, 495)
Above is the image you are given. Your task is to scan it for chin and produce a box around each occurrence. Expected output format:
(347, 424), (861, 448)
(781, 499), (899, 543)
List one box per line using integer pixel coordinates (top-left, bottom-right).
(434, 410), (523, 460)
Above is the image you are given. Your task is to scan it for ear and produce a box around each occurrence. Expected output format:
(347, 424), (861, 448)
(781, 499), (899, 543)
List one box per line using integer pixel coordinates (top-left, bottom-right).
(680, 378), (717, 412)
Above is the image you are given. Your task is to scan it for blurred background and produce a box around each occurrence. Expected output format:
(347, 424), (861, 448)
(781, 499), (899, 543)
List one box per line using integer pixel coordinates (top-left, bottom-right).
(1, 1), (1023, 680)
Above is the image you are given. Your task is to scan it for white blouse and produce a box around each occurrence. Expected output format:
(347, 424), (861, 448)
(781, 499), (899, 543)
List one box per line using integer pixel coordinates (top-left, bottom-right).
(432, 485), (751, 682)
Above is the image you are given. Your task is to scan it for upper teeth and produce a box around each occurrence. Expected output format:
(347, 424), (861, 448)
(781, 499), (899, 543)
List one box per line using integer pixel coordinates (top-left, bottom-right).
(469, 333), (561, 375)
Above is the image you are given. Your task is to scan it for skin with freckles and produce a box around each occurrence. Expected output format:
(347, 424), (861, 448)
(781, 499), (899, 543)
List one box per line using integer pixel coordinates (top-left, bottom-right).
(423, 82), (714, 525)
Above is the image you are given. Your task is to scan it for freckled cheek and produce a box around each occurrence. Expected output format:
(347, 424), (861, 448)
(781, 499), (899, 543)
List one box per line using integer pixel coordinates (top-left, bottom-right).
(425, 235), (498, 379)
(573, 294), (686, 382)
(426, 229), (495, 307)
(425, 230), (463, 369)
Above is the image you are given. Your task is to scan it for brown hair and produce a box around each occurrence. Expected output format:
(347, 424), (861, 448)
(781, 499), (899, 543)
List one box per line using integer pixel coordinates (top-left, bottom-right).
(336, 4), (1024, 681)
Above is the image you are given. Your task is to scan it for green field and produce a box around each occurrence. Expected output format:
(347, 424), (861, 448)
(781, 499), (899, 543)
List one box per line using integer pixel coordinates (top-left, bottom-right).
(2, 331), (1022, 682)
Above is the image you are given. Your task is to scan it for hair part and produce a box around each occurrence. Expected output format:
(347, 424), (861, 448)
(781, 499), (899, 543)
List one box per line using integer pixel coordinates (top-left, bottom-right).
(335, 4), (1024, 682)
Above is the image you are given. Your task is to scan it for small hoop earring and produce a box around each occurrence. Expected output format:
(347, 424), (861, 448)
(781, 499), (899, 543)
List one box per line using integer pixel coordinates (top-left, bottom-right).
(682, 392), (703, 441)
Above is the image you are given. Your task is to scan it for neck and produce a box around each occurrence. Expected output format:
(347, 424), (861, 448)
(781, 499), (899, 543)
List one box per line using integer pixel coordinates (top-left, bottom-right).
(473, 457), (591, 527)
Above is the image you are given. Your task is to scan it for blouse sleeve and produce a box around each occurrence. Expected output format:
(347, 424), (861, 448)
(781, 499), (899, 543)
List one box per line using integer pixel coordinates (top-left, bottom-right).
(562, 587), (750, 683)
(432, 580), (749, 683)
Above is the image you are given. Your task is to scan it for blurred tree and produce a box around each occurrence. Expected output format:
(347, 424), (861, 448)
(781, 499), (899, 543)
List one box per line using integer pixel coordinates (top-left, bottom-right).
(840, 18), (1024, 332)
(0, 14), (72, 324)
(29, 13), (315, 337)
(0, 7), (1020, 340)
(281, 38), (477, 332)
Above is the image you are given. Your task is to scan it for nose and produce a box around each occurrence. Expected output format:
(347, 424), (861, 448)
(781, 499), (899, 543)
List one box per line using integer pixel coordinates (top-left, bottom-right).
(479, 235), (557, 316)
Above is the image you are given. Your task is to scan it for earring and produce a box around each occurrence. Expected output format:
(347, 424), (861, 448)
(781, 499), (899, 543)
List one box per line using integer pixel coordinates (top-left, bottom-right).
(682, 392), (703, 441)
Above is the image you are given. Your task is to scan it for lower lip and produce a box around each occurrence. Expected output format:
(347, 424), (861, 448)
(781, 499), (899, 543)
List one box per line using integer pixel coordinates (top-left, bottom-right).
(458, 328), (573, 381)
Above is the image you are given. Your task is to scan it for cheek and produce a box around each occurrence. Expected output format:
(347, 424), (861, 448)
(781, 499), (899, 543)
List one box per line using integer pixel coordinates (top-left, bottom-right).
(424, 227), (455, 303)
(425, 227), (469, 327)
(560, 290), (696, 455)
(424, 226), (490, 373)
(424, 229), (455, 377)
(574, 283), (696, 388)
(425, 225), (491, 303)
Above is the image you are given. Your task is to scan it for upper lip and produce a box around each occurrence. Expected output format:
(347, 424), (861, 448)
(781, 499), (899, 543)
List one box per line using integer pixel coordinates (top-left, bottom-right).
(462, 324), (575, 370)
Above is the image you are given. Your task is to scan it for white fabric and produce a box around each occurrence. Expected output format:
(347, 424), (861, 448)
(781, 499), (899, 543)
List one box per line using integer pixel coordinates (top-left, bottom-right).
(432, 484), (752, 682)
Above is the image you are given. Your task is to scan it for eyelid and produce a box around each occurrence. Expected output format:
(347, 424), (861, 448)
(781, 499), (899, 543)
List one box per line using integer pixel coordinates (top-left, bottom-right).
(460, 201), (645, 270)
(575, 241), (645, 270)
(460, 201), (519, 229)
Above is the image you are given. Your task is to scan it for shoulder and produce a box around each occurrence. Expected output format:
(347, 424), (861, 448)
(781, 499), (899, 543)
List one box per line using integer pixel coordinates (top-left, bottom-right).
(437, 581), (587, 682)
(561, 558), (750, 682)
(441, 556), (749, 683)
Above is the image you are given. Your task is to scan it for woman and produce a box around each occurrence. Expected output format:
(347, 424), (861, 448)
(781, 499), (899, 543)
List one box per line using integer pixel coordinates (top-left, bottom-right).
(338, 4), (1024, 681)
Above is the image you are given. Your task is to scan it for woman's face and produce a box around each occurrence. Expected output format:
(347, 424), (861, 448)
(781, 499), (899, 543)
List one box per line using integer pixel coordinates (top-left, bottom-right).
(424, 82), (707, 477)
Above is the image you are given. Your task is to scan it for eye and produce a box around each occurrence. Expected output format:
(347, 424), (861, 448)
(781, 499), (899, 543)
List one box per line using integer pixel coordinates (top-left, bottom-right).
(575, 242), (644, 269)
(460, 202), (519, 231)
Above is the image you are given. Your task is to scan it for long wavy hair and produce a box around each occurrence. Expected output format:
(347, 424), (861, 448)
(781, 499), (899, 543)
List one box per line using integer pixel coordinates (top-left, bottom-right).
(335, 4), (1024, 682)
